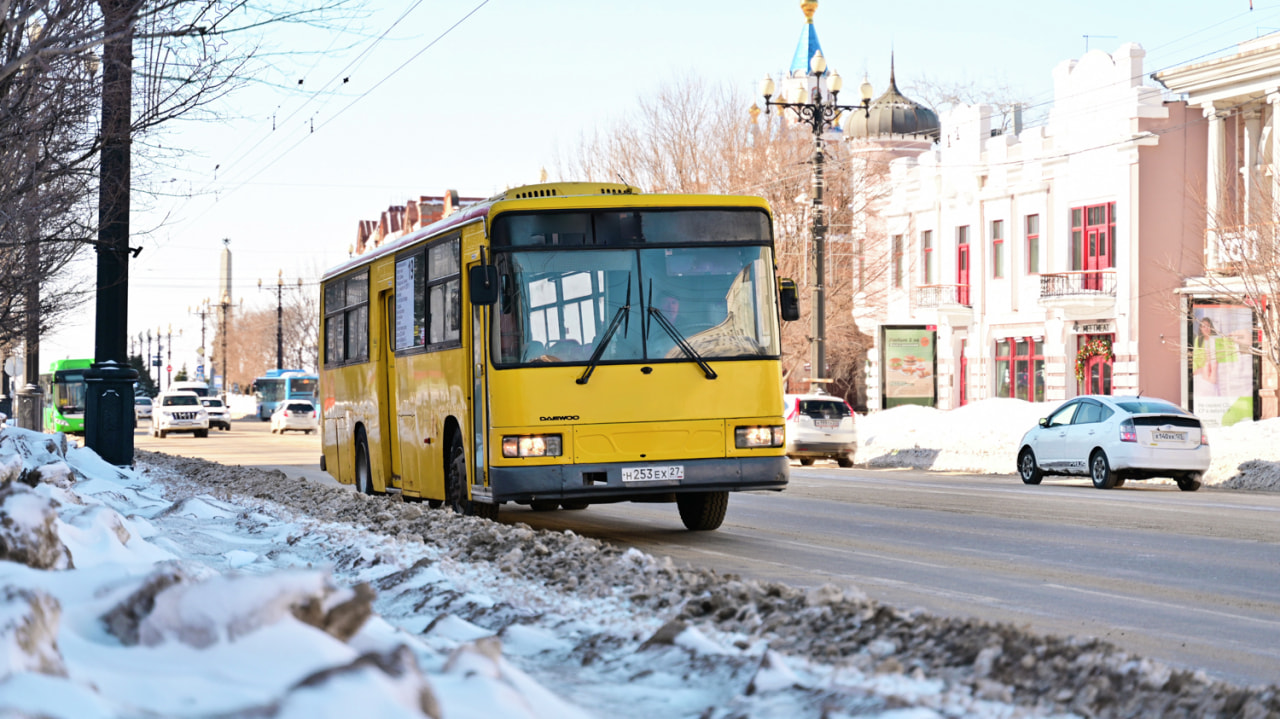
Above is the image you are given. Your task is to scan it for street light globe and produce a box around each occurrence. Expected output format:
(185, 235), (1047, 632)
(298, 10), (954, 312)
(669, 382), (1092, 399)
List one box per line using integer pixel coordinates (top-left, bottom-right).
(860, 75), (874, 102)
(760, 74), (776, 99)
(810, 50), (826, 75)
(829, 71), (843, 94)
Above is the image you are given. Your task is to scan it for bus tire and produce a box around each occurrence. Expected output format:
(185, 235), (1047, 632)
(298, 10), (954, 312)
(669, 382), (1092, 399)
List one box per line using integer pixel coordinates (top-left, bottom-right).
(446, 434), (497, 521)
(355, 429), (375, 495)
(676, 491), (728, 531)
(561, 500), (589, 510)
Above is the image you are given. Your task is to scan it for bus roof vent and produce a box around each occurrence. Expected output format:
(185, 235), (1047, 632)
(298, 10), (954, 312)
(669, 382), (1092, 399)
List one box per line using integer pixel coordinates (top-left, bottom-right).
(496, 182), (639, 201)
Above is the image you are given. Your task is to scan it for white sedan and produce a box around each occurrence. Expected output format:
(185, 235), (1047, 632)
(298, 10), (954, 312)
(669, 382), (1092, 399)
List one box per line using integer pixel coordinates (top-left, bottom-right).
(270, 400), (318, 435)
(1017, 395), (1210, 491)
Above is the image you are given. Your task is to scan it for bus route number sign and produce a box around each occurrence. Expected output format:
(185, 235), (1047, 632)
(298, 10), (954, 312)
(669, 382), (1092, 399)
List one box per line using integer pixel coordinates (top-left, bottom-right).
(621, 465), (685, 483)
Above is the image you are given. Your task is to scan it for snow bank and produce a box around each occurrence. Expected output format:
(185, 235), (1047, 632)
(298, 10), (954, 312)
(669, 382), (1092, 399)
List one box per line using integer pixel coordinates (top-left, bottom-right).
(856, 398), (1280, 488)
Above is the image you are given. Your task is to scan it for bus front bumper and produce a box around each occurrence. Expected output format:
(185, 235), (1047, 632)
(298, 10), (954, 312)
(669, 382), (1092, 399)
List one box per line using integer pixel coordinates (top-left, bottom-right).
(478, 455), (789, 504)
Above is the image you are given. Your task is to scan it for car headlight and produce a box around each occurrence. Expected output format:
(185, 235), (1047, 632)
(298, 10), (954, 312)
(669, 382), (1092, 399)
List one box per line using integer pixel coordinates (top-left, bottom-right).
(735, 425), (784, 448)
(502, 434), (562, 458)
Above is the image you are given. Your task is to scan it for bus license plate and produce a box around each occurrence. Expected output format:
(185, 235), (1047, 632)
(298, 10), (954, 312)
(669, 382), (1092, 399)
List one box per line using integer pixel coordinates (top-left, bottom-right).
(622, 465), (684, 482)
(1152, 431), (1186, 443)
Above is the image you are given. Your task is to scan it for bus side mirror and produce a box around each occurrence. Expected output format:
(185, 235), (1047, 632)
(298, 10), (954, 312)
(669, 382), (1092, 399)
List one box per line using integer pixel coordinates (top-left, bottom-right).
(469, 265), (499, 306)
(778, 278), (800, 322)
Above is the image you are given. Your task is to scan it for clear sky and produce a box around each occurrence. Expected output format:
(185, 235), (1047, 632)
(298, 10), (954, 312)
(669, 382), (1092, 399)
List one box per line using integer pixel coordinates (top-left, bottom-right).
(37, 0), (1280, 381)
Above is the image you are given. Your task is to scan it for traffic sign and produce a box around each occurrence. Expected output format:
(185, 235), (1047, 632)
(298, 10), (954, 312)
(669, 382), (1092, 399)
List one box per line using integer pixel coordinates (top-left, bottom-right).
(166, 364), (172, 372)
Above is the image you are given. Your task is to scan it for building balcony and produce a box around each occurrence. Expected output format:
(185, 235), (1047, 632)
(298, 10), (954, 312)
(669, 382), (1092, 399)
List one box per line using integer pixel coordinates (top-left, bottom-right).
(914, 284), (973, 326)
(1038, 270), (1116, 317)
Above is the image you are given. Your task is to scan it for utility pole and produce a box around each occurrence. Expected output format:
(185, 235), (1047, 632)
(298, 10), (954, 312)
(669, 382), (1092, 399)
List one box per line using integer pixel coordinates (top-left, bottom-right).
(85, 0), (140, 466)
(260, 270), (302, 371)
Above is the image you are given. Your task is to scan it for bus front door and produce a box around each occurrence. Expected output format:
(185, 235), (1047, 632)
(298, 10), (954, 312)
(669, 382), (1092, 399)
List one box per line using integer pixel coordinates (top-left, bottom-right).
(381, 292), (403, 490)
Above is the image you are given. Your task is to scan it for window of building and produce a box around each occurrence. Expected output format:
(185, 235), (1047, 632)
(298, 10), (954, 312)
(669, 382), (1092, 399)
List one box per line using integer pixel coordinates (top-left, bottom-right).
(1079, 333), (1114, 395)
(394, 235), (462, 353)
(1025, 214), (1040, 274)
(991, 219), (1005, 279)
(956, 226), (971, 305)
(891, 234), (904, 288)
(921, 230), (934, 284)
(994, 337), (1044, 401)
(1070, 202), (1115, 272)
(324, 271), (370, 366)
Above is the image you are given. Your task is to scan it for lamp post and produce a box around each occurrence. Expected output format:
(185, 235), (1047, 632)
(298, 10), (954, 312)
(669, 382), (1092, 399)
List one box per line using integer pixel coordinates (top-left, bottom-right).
(189, 298), (212, 383)
(761, 51), (872, 385)
(85, 0), (140, 466)
(259, 270), (302, 371)
(219, 292), (230, 401)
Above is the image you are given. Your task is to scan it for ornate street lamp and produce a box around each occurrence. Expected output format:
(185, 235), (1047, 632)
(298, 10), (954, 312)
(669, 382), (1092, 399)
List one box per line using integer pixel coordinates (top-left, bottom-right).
(259, 270), (302, 371)
(761, 51), (873, 385)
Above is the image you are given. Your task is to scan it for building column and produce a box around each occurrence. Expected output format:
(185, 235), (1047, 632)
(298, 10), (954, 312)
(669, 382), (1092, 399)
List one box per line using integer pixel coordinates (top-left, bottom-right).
(1244, 108), (1262, 226)
(1204, 104), (1226, 270)
(1269, 92), (1280, 221)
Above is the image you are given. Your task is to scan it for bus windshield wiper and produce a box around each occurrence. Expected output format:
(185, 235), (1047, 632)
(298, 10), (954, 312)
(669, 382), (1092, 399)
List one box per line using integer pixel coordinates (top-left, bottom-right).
(647, 306), (718, 380)
(577, 282), (631, 385)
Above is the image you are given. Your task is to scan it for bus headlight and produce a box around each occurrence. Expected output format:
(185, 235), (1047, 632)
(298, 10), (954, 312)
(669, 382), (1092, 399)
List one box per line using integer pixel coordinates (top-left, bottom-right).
(735, 425), (784, 448)
(502, 434), (563, 458)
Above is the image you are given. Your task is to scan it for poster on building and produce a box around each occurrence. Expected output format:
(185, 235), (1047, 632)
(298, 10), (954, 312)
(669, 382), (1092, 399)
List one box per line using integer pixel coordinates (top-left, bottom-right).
(881, 326), (937, 408)
(1190, 303), (1254, 428)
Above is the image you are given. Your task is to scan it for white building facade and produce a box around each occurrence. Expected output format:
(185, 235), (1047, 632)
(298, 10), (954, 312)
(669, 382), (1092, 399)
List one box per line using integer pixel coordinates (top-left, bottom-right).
(865, 44), (1205, 412)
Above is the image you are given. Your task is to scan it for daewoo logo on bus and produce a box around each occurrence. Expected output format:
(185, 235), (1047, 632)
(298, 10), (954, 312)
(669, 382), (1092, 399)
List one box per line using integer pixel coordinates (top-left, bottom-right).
(540, 415), (579, 421)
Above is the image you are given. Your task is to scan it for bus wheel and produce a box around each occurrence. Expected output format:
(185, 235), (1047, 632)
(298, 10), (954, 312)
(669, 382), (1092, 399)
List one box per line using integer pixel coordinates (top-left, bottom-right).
(561, 500), (589, 510)
(676, 491), (728, 531)
(355, 430), (375, 495)
(446, 435), (497, 521)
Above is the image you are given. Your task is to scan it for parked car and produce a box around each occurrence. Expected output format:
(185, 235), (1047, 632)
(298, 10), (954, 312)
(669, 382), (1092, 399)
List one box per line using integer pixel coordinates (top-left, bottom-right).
(152, 391), (209, 438)
(784, 392), (857, 467)
(1017, 395), (1210, 491)
(270, 400), (318, 435)
(134, 396), (153, 421)
(200, 397), (231, 431)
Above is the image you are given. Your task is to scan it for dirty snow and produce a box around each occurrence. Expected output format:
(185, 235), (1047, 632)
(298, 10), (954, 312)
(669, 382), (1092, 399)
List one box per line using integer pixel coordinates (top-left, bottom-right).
(2, 422), (1279, 718)
(856, 398), (1280, 489)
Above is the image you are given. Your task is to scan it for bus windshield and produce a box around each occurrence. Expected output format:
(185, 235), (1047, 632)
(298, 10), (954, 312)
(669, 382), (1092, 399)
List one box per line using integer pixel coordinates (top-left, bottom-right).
(493, 245), (780, 366)
(52, 370), (87, 413)
(257, 378), (286, 403)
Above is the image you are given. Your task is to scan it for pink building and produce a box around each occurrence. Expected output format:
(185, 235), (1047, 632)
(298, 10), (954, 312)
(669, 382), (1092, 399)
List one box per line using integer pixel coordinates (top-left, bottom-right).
(866, 44), (1206, 411)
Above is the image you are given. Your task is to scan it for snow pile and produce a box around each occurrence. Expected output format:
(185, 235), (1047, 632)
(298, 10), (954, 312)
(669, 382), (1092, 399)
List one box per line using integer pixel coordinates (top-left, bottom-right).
(856, 398), (1280, 489)
(4, 426), (1279, 718)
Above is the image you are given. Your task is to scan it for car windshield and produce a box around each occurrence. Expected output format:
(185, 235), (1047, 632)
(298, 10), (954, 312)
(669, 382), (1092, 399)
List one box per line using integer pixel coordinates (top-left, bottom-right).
(163, 395), (198, 406)
(201, 400), (224, 408)
(1116, 399), (1187, 415)
(135, 398), (151, 405)
(797, 398), (849, 419)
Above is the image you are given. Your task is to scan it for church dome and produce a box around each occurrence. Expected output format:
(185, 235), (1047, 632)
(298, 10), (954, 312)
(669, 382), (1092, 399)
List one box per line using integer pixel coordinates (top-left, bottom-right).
(843, 58), (940, 142)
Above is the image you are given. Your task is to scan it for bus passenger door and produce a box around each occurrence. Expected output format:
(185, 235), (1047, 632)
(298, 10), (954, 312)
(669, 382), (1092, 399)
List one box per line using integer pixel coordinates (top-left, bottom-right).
(381, 291), (403, 488)
(470, 266), (488, 494)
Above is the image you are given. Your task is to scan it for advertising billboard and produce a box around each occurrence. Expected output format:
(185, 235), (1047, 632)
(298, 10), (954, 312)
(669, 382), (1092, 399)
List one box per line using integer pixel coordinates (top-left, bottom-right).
(881, 326), (937, 408)
(1190, 303), (1254, 428)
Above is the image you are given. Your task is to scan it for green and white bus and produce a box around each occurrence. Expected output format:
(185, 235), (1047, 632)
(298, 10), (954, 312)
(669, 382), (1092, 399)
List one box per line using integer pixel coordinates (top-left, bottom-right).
(41, 358), (92, 434)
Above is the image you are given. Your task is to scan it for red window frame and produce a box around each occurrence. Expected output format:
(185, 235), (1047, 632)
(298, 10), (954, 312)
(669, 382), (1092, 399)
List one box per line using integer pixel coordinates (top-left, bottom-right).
(994, 337), (1044, 401)
(959, 338), (968, 406)
(921, 230), (934, 284)
(891, 234), (904, 288)
(991, 219), (1005, 279)
(1025, 214), (1040, 274)
(1071, 202), (1115, 290)
(956, 226), (970, 305)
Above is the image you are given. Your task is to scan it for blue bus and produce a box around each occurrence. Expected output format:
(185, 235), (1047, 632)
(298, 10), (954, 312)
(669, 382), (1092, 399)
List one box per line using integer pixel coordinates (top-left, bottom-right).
(252, 369), (318, 420)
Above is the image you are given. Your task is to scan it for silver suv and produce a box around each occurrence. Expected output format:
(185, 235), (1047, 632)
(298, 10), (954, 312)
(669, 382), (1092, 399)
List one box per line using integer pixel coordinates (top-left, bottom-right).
(152, 391), (210, 438)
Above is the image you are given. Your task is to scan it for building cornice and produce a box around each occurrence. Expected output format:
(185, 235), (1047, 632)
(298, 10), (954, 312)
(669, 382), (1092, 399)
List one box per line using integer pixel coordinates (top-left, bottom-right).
(1155, 39), (1280, 105)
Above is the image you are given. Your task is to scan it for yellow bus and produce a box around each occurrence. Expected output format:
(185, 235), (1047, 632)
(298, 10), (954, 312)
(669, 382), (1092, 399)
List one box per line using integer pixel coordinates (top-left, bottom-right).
(319, 182), (800, 530)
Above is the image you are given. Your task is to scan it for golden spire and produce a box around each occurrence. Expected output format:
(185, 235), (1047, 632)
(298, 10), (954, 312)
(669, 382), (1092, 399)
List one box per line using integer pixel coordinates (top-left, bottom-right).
(801, 0), (818, 23)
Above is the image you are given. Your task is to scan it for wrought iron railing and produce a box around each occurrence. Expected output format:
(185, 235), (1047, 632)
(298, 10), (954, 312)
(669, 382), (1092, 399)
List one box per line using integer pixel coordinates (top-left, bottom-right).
(914, 284), (971, 308)
(1039, 270), (1116, 298)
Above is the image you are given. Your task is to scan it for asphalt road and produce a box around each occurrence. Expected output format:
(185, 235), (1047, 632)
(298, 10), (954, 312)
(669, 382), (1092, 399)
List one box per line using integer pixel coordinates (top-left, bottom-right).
(130, 420), (1280, 688)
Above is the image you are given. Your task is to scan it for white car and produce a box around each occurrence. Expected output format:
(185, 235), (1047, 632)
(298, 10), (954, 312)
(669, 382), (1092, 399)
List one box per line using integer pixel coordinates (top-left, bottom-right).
(200, 397), (231, 431)
(1017, 395), (1210, 491)
(784, 392), (857, 467)
(270, 400), (318, 435)
(134, 396), (153, 421)
(152, 391), (210, 438)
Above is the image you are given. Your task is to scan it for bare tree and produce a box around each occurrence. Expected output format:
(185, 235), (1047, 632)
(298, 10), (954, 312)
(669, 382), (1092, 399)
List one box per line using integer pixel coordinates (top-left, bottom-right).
(902, 74), (1046, 134)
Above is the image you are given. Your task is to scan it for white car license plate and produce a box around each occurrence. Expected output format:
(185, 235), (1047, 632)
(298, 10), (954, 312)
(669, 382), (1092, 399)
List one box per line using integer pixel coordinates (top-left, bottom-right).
(622, 465), (684, 482)
(815, 419), (840, 429)
(1151, 430), (1187, 443)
